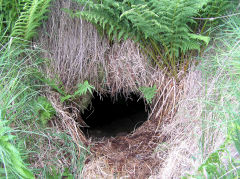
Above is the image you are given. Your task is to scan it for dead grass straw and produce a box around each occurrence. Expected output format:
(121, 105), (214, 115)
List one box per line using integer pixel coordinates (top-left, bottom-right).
(37, 0), (199, 178)
(151, 66), (227, 178)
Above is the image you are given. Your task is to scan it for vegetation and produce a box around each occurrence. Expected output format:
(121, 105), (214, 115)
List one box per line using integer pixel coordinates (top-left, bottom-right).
(1, 0), (51, 45)
(0, 121), (34, 179)
(183, 15), (240, 178)
(60, 80), (95, 102)
(66, 0), (236, 77)
(0, 42), (39, 178)
(34, 96), (56, 126)
(0, 0), (239, 178)
(139, 85), (157, 104)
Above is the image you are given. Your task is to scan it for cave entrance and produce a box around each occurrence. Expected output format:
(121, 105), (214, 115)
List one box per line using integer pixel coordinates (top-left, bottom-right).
(81, 92), (148, 138)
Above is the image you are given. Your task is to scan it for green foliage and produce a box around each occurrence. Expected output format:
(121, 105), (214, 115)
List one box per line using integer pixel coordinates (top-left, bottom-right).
(0, 121), (34, 179)
(0, 0), (22, 42)
(185, 145), (240, 178)
(33, 68), (67, 97)
(187, 15), (240, 179)
(75, 81), (95, 96)
(60, 80), (95, 102)
(10, 0), (51, 44)
(33, 68), (95, 103)
(0, 0), (51, 44)
(222, 16), (240, 159)
(69, 0), (212, 77)
(44, 167), (74, 179)
(29, 128), (89, 178)
(34, 96), (56, 126)
(232, 121), (240, 155)
(139, 85), (157, 104)
(198, 147), (224, 178)
(197, 0), (235, 34)
(0, 43), (38, 179)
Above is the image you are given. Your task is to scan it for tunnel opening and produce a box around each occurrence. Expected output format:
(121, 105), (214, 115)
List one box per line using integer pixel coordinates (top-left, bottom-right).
(81, 92), (149, 138)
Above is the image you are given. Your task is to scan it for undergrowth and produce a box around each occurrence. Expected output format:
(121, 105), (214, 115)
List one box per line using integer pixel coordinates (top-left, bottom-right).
(186, 15), (240, 178)
(139, 85), (157, 104)
(0, 0), (82, 178)
(0, 42), (39, 178)
(0, 0), (51, 44)
(66, 0), (236, 78)
(0, 0), (239, 178)
(0, 34), (87, 179)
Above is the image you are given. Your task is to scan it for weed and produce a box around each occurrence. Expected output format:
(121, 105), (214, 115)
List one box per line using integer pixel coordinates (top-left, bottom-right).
(33, 96), (56, 126)
(60, 80), (95, 103)
(139, 85), (157, 104)
(67, 0), (213, 77)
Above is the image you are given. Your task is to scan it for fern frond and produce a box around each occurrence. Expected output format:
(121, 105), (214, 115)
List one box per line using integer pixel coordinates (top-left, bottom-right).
(10, 0), (51, 44)
(198, 0), (234, 34)
(139, 85), (157, 104)
(0, 0), (22, 43)
(70, 0), (216, 76)
(60, 80), (95, 103)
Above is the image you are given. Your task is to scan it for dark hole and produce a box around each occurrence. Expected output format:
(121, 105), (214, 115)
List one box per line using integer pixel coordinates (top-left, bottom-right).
(81, 92), (148, 138)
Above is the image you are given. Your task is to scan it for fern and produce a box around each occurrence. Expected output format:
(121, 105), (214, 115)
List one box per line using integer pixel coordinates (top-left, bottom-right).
(10, 0), (51, 44)
(75, 81), (95, 96)
(197, 0), (235, 34)
(70, 0), (211, 77)
(71, 0), (137, 41)
(139, 85), (157, 104)
(34, 96), (56, 126)
(0, 0), (23, 43)
(60, 81), (95, 102)
(121, 0), (210, 57)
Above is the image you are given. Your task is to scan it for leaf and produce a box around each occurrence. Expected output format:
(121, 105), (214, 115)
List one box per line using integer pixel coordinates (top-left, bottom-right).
(60, 95), (73, 103)
(69, 0), (213, 75)
(10, 0), (51, 45)
(0, 121), (34, 179)
(139, 85), (157, 104)
(34, 96), (55, 125)
(74, 81), (95, 97)
(189, 33), (210, 45)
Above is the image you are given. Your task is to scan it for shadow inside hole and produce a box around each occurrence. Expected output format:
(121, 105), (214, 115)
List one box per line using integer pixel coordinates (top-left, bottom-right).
(81, 92), (149, 138)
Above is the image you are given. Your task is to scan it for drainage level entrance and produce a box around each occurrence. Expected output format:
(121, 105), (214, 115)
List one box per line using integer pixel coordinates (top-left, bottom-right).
(82, 92), (148, 138)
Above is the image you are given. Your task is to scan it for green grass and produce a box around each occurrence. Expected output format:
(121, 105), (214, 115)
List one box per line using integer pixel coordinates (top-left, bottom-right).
(1, 1), (239, 178)
(189, 15), (240, 178)
(0, 41), (87, 178)
(17, 124), (88, 178)
(0, 42), (39, 178)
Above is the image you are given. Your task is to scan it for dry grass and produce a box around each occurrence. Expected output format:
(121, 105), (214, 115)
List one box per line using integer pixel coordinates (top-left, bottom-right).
(37, 0), (228, 178)
(39, 0), (169, 95)
(39, 0), (110, 93)
(151, 66), (227, 178)
(37, 0), (183, 178)
(21, 119), (86, 177)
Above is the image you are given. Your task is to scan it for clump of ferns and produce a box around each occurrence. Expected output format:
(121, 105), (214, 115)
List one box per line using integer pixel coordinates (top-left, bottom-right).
(0, 0), (51, 45)
(67, 0), (214, 80)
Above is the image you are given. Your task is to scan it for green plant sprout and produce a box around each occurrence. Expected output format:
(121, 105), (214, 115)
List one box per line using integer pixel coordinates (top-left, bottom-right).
(34, 96), (56, 126)
(60, 81), (95, 102)
(139, 85), (157, 104)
